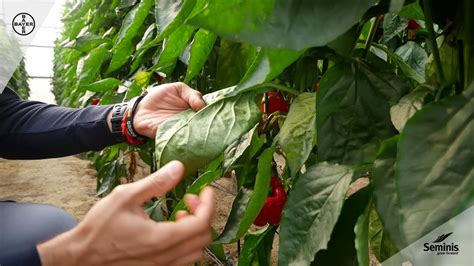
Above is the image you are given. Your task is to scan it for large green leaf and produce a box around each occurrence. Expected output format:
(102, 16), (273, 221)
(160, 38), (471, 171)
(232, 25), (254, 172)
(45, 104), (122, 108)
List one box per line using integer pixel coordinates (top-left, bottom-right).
(155, 0), (196, 38)
(214, 147), (274, 244)
(107, 0), (154, 73)
(316, 61), (410, 165)
(368, 207), (399, 262)
(276, 92), (316, 178)
(215, 40), (257, 88)
(354, 197), (371, 266)
(184, 29), (218, 82)
(64, 33), (111, 53)
(279, 162), (353, 266)
(380, 12), (408, 44)
(223, 125), (264, 173)
(372, 136), (404, 247)
(239, 226), (276, 266)
(235, 48), (304, 94)
(426, 36), (460, 87)
(76, 44), (110, 89)
(189, 0), (378, 50)
(97, 157), (127, 197)
(390, 84), (434, 132)
(136, 24), (157, 51)
(312, 187), (371, 266)
(152, 24), (196, 75)
(396, 84), (474, 244)
(398, 1), (424, 20)
(372, 43), (425, 84)
(395, 41), (428, 78)
(83, 78), (122, 93)
(155, 88), (261, 177)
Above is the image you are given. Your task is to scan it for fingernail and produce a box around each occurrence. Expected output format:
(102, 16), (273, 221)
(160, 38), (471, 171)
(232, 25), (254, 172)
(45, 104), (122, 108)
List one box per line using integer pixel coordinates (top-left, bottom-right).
(165, 160), (185, 181)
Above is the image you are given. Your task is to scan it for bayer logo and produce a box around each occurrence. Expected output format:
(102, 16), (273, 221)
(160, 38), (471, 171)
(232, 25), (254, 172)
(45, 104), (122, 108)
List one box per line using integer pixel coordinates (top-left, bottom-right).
(12, 13), (36, 36)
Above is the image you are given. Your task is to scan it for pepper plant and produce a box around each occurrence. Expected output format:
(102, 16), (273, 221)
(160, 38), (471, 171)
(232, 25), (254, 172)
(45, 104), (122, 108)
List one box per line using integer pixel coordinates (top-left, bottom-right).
(53, 0), (473, 264)
(0, 21), (30, 99)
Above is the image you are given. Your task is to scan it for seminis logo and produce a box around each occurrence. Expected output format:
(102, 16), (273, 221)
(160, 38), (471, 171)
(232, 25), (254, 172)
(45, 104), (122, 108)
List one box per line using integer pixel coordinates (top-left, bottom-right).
(423, 232), (459, 256)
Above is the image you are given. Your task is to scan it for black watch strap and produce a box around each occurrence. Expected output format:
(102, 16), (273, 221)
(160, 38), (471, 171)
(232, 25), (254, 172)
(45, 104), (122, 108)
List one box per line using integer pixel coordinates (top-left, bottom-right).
(110, 103), (128, 142)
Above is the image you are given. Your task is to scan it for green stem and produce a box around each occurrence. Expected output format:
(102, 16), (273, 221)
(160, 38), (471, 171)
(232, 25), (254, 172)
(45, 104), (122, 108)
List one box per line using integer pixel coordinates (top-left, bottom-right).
(363, 16), (381, 58)
(422, 0), (446, 86)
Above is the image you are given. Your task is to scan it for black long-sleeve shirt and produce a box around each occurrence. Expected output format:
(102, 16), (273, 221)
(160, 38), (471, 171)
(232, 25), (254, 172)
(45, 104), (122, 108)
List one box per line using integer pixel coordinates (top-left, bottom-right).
(0, 87), (119, 159)
(0, 87), (121, 265)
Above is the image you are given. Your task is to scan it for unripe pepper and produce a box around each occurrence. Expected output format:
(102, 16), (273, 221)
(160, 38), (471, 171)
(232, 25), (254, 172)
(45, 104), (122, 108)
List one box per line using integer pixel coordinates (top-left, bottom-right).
(254, 176), (287, 226)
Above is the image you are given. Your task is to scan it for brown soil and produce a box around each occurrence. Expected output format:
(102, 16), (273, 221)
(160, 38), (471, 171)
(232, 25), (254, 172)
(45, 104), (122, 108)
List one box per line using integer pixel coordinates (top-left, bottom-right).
(0, 157), (98, 220)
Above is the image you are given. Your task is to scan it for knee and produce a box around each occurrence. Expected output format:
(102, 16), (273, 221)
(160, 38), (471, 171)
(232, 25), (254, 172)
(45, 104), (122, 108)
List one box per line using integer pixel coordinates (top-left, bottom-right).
(35, 204), (78, 233)
(1, 202), (78, 247)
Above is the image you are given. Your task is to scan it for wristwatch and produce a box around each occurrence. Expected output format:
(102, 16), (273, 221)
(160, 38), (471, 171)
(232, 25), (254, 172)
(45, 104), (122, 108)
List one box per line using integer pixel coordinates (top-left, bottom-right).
(110, 103), (128, 142)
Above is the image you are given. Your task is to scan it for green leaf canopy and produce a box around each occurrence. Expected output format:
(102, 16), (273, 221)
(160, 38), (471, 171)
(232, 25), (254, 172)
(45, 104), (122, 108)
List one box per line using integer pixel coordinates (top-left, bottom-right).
(317, 61), (410, 165)
(396, 84), (474, 244)
(189, 0), (378, 50)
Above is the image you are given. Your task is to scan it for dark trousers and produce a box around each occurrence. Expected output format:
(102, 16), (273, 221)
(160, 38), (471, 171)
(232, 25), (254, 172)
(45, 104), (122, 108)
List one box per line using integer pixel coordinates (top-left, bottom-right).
(0, 201), (78, 264)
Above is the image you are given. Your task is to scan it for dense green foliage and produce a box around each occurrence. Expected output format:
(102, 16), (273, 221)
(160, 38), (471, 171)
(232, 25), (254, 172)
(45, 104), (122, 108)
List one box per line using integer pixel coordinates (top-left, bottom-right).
(0, 21), (30, 99)
(53, 0), (473, 264)
(8, 59), (30, 99)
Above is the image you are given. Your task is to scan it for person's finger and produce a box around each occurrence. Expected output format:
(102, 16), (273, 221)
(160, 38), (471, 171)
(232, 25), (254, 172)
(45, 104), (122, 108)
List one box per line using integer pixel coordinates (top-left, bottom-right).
(183, 193), (200, 214)
(194, 187), (216, 222)
(147, 191), (213, 250)
(177, 83), (206, 111)
(188, 91), (206, 111)
(128, 160), (185, 204)
(175, 210), (189, 221)
(156, 229), (212, 263)
(168, 250), (206, 266)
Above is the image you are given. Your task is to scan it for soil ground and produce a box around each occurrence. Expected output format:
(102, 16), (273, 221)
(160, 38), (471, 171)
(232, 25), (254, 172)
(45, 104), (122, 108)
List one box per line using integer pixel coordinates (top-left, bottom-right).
(0, 157), (98, 220)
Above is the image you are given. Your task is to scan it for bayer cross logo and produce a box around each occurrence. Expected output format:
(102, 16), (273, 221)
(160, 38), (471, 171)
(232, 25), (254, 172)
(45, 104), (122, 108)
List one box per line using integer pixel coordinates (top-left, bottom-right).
(12, 13), (35, 36)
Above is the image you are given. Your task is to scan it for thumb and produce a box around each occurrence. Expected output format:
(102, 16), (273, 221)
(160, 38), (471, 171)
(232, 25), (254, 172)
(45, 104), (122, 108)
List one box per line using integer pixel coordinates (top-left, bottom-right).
(180, 85), (205, 112)
(129, 160), (185, 204)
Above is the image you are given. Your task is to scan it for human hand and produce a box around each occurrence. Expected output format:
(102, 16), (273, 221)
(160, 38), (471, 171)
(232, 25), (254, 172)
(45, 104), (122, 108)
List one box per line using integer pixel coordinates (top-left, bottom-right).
(133, 82), (205, 138)
(37, 161), (215, 266)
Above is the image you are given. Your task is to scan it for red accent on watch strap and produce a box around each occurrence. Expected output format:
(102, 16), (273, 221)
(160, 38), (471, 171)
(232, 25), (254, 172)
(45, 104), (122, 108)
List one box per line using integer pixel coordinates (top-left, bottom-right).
(121, 108), (145, 145)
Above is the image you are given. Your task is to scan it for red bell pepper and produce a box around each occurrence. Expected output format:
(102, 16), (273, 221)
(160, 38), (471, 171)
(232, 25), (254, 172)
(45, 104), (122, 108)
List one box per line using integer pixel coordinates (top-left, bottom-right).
(254, 176), (288, 226)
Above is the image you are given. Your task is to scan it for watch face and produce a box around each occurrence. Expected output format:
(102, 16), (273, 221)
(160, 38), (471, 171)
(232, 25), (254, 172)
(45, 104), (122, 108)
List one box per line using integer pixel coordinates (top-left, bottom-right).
(111, 104), (128, 134)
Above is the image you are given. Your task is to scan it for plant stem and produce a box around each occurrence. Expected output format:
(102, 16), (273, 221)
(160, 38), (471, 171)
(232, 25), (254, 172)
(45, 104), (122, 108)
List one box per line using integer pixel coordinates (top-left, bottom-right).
(237, 239), (241, 257)
(422, 0), (446, 86)
(363, 16), (381, 58)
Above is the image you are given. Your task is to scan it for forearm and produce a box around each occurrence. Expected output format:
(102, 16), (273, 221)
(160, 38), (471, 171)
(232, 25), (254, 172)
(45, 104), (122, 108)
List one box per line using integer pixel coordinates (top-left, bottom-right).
(0, 88), (120, 159)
